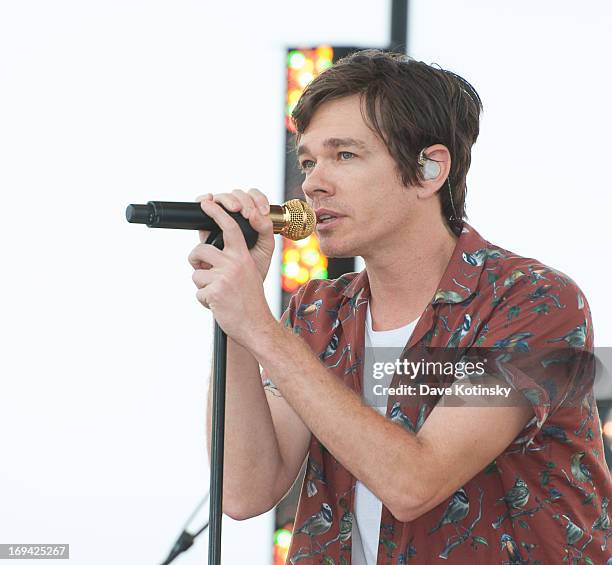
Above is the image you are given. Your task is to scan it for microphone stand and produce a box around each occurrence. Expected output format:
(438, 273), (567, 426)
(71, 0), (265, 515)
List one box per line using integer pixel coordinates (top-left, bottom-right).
(207, 230), (228, 565)
(208, 320), (226, 565)
(159, 229), (231, 565)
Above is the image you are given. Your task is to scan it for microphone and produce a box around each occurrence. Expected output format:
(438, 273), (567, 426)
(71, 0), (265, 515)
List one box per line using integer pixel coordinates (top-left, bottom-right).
(126, 199), (316, 249)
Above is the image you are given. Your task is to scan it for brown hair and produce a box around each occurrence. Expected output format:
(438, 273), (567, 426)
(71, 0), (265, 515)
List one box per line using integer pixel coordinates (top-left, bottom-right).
(291, 49), (483, 235)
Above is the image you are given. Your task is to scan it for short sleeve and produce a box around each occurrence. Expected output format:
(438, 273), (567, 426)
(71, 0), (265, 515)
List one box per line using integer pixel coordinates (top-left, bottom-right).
(477, 269), (594, 447)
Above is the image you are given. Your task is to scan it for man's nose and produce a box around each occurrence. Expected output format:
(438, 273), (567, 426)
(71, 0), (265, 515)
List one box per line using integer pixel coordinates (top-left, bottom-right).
(301, 164), (335, 201)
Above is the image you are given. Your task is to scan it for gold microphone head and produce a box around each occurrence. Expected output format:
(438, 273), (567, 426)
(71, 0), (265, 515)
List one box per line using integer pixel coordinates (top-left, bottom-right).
(269, 199), (316, 240)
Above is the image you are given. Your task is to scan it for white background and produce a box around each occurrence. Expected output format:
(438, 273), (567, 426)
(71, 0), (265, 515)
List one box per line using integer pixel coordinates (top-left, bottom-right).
(0, 1), (609, 564)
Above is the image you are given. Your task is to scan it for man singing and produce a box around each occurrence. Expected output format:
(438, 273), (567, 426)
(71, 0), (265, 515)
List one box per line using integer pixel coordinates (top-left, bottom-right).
(189, 50), (612, 563)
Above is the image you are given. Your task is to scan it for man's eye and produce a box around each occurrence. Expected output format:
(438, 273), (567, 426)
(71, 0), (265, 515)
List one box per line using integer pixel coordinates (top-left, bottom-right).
(339, 151), (355, 161)
(300, 159), (315, 171)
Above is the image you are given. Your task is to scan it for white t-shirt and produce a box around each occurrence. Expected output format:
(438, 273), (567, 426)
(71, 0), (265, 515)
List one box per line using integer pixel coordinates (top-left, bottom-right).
(351, 302), (419, 565)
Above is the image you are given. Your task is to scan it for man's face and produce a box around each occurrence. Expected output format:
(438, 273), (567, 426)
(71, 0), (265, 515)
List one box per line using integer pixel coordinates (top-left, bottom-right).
(297, 94), (417, 259)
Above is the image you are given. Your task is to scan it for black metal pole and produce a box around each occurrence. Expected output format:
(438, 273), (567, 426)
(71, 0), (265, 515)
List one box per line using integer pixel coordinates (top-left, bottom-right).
(208, 321), (227, 565)
(390, 0), (409, 53)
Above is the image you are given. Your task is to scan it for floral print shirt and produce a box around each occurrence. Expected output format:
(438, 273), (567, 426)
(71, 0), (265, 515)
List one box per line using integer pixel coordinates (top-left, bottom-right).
(271, 223), (612, 565)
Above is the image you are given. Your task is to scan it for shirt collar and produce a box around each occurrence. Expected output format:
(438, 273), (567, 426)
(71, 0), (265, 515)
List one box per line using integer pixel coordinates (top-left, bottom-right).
(341, 222), (488, 305)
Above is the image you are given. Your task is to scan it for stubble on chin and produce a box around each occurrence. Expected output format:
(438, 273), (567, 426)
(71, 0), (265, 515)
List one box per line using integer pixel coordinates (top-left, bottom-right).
(319, 238), (357, 260)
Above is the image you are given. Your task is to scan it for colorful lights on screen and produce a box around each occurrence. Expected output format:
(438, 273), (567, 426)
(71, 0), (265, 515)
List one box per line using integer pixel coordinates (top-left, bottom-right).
(285, 46), (333, 133)
(283, 46), (333, 292)
(282, 235), (328, 293)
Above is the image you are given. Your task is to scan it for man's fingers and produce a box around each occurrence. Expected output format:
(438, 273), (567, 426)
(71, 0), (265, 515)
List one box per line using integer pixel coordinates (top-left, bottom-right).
(200, 199), (246, 250)
(196, 194), (213, 243)
(196, 192), (240, 210)
(232, 188), (272, 236)
(187, 243), (226, 270)
(247, 204), (274, 236)
(230, 189), (258, 220)
(247, 188), (270, 215)
(194, 189), (271, 246)
(209, 193), (241, 212)
(192, 267), (215, 289)
(191, 258), (212, 270)
(231, 188), (271, 219)
(195, 287), (212, 309)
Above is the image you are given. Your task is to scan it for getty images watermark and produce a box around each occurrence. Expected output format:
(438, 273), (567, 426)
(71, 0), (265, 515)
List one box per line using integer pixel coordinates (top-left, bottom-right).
(369, 357), (512, 398)
(361, 346), (599, 409)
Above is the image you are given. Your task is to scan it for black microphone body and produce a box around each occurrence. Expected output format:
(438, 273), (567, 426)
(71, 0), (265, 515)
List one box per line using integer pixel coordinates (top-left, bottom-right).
(126, 201), (259, 248)
(126, 199), (316, 249)
(126, 201), (251, 231)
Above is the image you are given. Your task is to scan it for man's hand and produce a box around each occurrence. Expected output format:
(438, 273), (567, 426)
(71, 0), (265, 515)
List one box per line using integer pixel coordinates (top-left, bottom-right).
(192, 189), (275, 280)
(188, 189), (276, 347)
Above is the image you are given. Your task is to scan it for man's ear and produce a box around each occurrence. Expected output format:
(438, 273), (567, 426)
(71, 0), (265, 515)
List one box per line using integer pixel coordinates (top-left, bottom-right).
(415, 144), (451, 199)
